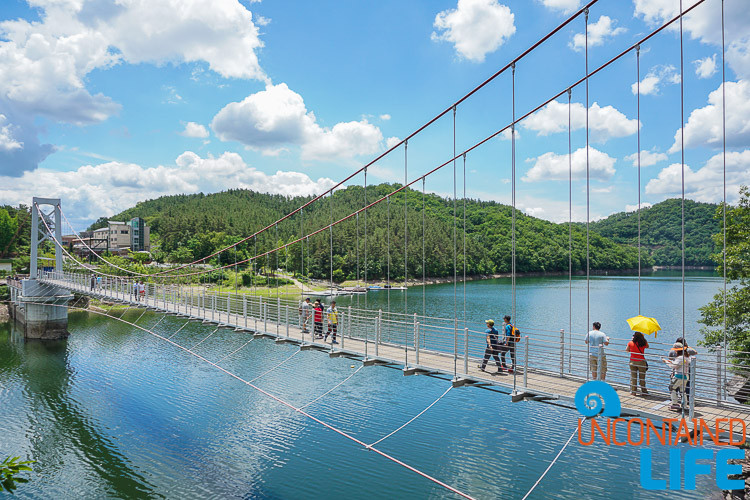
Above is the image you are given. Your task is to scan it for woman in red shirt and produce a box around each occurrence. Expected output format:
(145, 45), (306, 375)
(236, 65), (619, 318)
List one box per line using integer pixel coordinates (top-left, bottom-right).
(626, 331), (649, 396)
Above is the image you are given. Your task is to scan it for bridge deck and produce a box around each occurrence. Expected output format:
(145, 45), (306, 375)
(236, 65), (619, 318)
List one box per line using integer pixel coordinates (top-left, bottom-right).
(41, 276), (749, 433)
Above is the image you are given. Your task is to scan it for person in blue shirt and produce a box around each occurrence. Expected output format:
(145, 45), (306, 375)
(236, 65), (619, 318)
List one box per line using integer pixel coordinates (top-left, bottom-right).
(478, 319), (502, 373)
(500, 315), (516, 373)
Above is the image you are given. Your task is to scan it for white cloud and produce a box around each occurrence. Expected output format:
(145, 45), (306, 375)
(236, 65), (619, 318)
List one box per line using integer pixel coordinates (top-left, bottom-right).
(624, 148), (668, 167)
(523, 146), (616, 182)
(0, 151), (336, 226)
(570, 15), (626, 52)
(0, 114), (22, 152)
(386, 136), (402, 149)
(645, 150), (750, 203)
(180, 121), (209, 138)
(380, 114), (391, 121)
(634, 0), (750, 78)
(538, 0), (581, 15)
(625, 202), (653, 212)
(694, 54), (718, 79)
(630, 65), (680, 95)
(591, 186), (613, 193)
(522, 100), (639, 142)
(669, 80), (750, 153)
(431, 0), (516, 62)
(499, 128), (519, 141)
(0, 0), (268, 173)
(211, 83), (385, 161)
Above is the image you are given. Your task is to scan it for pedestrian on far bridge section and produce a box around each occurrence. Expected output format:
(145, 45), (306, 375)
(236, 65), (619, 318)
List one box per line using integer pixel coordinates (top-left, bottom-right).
(585, 321), (610, 381)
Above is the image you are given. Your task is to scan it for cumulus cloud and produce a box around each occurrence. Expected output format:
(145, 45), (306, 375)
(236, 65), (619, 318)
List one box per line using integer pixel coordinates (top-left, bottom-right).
(630, 65), (680, 95)
(624, 148), (668, 167)
(0, 114), (22, 152)
(180, 122), (210, 138)
(694, 54), (718, 79)
(431, 0), (516, 62)
(645, 150), (750, 203)
(0, 0), (268, 174)
(211, 83), (385, 161)
(625, 202), (653, 212)
(634, 0), (750, 78)
(669, 80), (750, 153)
(379, 114), (391, 121)
(523, 147), (616, 182)
(386, 136), (402, 149)
(522, 100), (639, 143)
(499, 128), (519, 141)
(0, 151), (336, 227)
(570, 15), (626, 52)
(538, 0), (581, 15)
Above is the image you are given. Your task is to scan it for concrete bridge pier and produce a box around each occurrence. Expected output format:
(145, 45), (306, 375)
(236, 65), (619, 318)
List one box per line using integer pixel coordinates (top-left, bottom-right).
(10, 279), (72, 340)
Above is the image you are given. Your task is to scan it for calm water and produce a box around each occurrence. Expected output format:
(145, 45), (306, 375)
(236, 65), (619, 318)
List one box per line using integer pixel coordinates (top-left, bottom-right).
(0, 273), (725, 499)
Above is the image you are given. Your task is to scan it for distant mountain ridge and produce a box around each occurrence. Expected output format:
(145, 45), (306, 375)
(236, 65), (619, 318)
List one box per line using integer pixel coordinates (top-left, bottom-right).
(93, 187), (719, 277)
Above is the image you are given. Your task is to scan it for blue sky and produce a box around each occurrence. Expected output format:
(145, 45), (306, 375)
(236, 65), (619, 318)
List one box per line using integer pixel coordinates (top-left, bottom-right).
(0, 0), (748, 229)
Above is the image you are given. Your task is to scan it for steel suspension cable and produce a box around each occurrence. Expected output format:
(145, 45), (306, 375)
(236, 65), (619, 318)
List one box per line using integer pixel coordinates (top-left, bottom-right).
(330, 192), (334, 298)
(521, 426), (578, 500)
(463, 153), (467, 327)
(299, 365), (364, 410)
(387, 194), (391, 311)
(357, 211), (360, 308)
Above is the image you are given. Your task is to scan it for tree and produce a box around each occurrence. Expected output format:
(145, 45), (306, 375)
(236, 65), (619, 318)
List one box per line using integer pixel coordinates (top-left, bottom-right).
(0, 456), (34, 494)
(699, 186), (750, 364)
(0, 209), (19, 258)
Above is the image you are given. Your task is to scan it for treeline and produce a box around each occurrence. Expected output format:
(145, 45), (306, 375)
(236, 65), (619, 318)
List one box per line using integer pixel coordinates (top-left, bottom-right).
(100, 186), (646, 280)
(586, 198), (720, 266)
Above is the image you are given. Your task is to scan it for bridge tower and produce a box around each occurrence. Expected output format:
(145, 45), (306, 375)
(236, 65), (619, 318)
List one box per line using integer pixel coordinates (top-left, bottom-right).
(8, 197), (72, 339)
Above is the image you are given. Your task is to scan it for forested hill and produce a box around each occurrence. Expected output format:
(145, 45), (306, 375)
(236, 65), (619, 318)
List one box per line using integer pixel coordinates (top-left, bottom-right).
(98, 186), (647, 279)
(586, 198), (720, 266)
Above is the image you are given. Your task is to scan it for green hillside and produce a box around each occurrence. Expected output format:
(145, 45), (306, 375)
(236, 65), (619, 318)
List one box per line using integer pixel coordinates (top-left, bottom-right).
(97, 185), (646, 279)
(586, 198), (720, 266)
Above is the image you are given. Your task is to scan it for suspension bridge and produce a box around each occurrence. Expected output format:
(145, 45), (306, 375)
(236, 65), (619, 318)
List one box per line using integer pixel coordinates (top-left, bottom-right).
(5, 0), (749, 496)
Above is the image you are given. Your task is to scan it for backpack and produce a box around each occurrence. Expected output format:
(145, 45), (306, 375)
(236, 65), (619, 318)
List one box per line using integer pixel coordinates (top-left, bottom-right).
(510, 325), (521, 342)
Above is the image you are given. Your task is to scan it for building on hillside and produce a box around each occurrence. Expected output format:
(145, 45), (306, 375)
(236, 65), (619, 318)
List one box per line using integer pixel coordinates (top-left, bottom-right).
(65, 217), (150, 257)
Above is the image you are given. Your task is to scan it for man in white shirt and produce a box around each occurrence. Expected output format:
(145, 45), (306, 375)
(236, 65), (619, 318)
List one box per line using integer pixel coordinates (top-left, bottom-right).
(585, 321), (610, 380)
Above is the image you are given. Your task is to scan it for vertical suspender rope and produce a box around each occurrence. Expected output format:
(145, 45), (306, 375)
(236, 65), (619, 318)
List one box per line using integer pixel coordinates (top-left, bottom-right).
(275, 223), (279, 306)
(301, 207), (304, 306)
(679, 0), (686, 415)
(679, 0), (685, 340)
(721, 0), (727, 398)
(453, 105), (458, 378)
(511, 63), (517, 391)
(404, 140), (409, 364)
(357, 211), (360, 308)
(567, 88), (572, 373)
(585, 8), (591, 381)
(234, 242), (238, 295)
(364, 168), (368, 307)
(253, 235), (257, 304)
(636, 45), (642, 315)
(387, 194), (391, 312)
(422, 177), (426, 318)
(463, 153), (467, 327)
(330, 190), (334, 299)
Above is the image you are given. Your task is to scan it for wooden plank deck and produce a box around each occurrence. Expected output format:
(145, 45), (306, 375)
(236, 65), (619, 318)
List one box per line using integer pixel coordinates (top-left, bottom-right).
(42, 277), (750, 434)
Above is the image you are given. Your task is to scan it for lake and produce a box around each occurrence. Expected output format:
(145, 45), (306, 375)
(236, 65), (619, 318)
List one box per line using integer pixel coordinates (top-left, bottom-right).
(0, 272), (728, 499)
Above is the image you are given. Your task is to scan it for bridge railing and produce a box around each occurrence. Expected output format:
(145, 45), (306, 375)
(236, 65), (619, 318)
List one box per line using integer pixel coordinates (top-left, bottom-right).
(43, 270), (748, 409)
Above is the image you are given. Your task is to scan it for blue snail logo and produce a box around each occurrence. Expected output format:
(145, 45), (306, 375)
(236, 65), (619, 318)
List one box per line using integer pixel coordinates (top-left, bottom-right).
(574, 381), (621, 417)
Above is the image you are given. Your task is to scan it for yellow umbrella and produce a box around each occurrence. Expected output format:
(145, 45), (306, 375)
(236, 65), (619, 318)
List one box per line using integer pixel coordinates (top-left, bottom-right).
(626, 315), (662, 337)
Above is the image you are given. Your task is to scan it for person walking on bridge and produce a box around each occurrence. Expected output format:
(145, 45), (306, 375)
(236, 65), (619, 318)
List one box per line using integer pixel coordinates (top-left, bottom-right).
(478, 319), (502, 373)
(585, 322), (610, 380)
(313, 300), (324, 339)
(500, 315), (517, 373)
(299, 297), (311, 333)
(325, 301), (339, 344)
